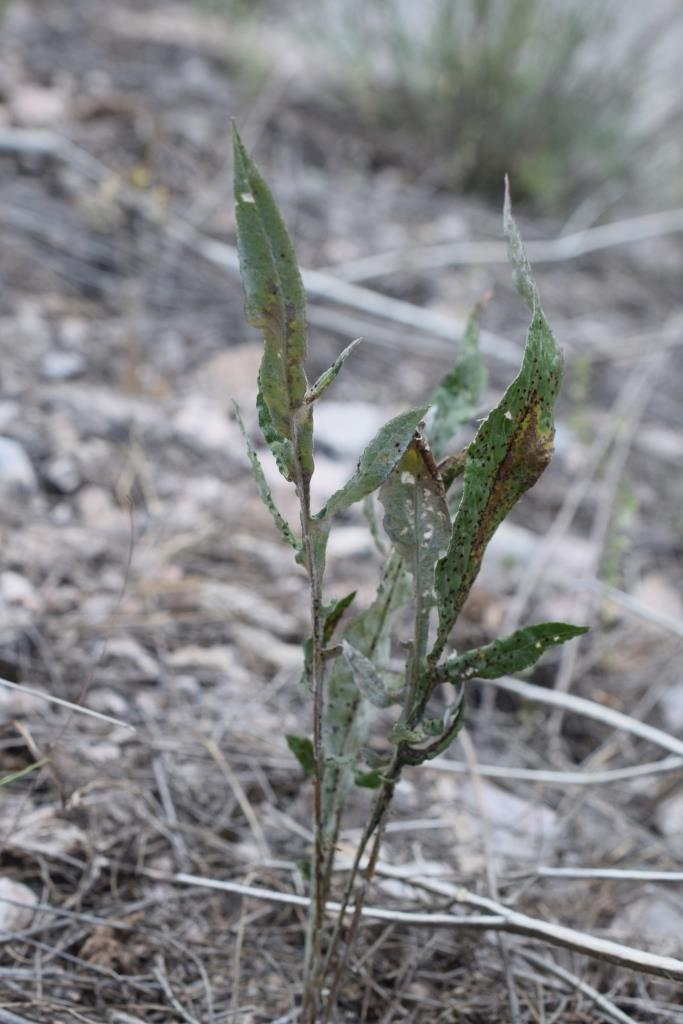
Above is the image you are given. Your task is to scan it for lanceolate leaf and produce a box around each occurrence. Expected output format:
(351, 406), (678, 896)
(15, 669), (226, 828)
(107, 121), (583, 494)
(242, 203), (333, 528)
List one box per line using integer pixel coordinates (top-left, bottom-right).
(233, 402), (300, 551)
(433, 622), (588, 686)
(305, 338), (362, 404)
(316, 407), (428, 519)
(342, 640), (404, 709)
(232, 125), (314, 484)
(323, 591), (357, 644)
(427, 298), (488, 459)
(433, 193), (562, 655)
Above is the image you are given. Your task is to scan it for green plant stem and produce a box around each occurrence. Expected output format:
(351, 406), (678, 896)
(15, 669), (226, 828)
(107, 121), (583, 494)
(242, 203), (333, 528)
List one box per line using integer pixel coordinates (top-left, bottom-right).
(295, 464), (327, 1023)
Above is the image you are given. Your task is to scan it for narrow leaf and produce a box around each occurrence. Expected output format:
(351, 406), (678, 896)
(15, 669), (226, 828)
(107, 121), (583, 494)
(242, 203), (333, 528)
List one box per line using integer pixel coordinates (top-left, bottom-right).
(433, 195), (562, 654)
(316, 407), (428, 519)
(305, 338), (362, 403)
(434, 622), (589, 685)
(342, 640), (404, 709)
(427, 298), (488, 459)
(286, 734), (315, 776)
(232, 124), (314, 483)
(0, 759), (48, 786)
(323, 591), (357, 644)
(233, 402), (299, 550)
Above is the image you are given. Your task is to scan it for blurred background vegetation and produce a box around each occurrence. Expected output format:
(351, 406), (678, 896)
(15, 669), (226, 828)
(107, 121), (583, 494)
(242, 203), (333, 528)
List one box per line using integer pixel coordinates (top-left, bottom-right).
(201, 0), (681, 212)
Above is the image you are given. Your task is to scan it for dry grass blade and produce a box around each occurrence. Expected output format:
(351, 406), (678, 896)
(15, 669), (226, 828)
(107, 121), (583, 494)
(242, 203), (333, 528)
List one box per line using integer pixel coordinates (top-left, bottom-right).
(515, 948), (640, 1024)
(0, 676), (134, 730)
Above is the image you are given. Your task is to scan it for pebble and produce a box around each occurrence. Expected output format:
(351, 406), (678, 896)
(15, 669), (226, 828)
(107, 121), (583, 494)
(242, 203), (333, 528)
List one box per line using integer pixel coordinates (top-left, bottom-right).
(612, 887), (683, 955)
(0, 571), (41, 611)
(660, 682), (683, 732)
(0, 436), (37, 493)
(41, 350), (86, 381)
(42, 455), (81, 493)
(655, 788), (683, 839)
(0, 878), (38, 932)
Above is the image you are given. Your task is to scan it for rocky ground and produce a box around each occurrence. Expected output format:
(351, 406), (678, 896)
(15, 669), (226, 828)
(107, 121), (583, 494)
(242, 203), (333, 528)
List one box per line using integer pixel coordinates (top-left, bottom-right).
(0, 2), (682, 1021)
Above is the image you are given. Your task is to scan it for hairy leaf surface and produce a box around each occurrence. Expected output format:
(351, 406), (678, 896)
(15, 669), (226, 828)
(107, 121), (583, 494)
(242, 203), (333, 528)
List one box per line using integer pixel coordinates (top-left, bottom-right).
(433, 192), (562, 654)
(434, 622), (588, 685)
(316, 407), (428, 519)
(342, 640), (405, 709)
(232, 125), (313, 483)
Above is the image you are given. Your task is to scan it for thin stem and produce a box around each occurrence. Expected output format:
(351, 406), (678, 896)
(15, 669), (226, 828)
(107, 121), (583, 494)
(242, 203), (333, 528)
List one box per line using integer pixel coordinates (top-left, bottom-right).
(320, 769), (399, 1023)
(321, 788), (396, 1023)
(294, 447), (327, 1022)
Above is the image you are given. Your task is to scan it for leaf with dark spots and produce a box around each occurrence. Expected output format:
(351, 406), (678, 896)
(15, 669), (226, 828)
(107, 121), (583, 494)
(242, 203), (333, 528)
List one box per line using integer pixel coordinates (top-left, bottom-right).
(379, 435), (451, 683)
(433, 193), (563, 655)
(433, 622), (588, 686)
(233, 125), (313, 483)
(315, 407), (428, 519)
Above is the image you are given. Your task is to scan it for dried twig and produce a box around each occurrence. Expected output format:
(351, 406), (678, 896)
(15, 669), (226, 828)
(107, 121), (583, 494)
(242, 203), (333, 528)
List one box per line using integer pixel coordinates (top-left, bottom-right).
(478, 675), (683, 759)
(460, 728), (521, 1023)
(0, 128), (522, 366)
(425, 753), (683, 786)
(535, 867), (683, 883)
(167, 871), (683, 981)
(319, 207), (683, 282)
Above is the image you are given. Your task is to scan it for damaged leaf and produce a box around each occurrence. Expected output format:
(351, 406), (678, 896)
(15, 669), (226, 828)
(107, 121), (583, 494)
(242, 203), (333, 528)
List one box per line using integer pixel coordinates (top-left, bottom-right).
(316, 407), (428, 519)
(233, 125), (313, 485)
(433, 189), (563, 655)
(433, 622), (588, 686)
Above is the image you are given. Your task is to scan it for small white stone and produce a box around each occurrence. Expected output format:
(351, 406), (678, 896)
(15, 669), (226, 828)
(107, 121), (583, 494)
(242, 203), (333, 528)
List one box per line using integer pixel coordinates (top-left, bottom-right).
(41, 351), (86, 381)
(0, 878), (38, 932)
(0, 437), (37, 493)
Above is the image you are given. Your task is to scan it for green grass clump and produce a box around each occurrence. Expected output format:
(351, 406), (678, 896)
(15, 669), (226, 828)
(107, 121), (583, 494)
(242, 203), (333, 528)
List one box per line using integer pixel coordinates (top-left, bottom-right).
(295, 0), (634, 207)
